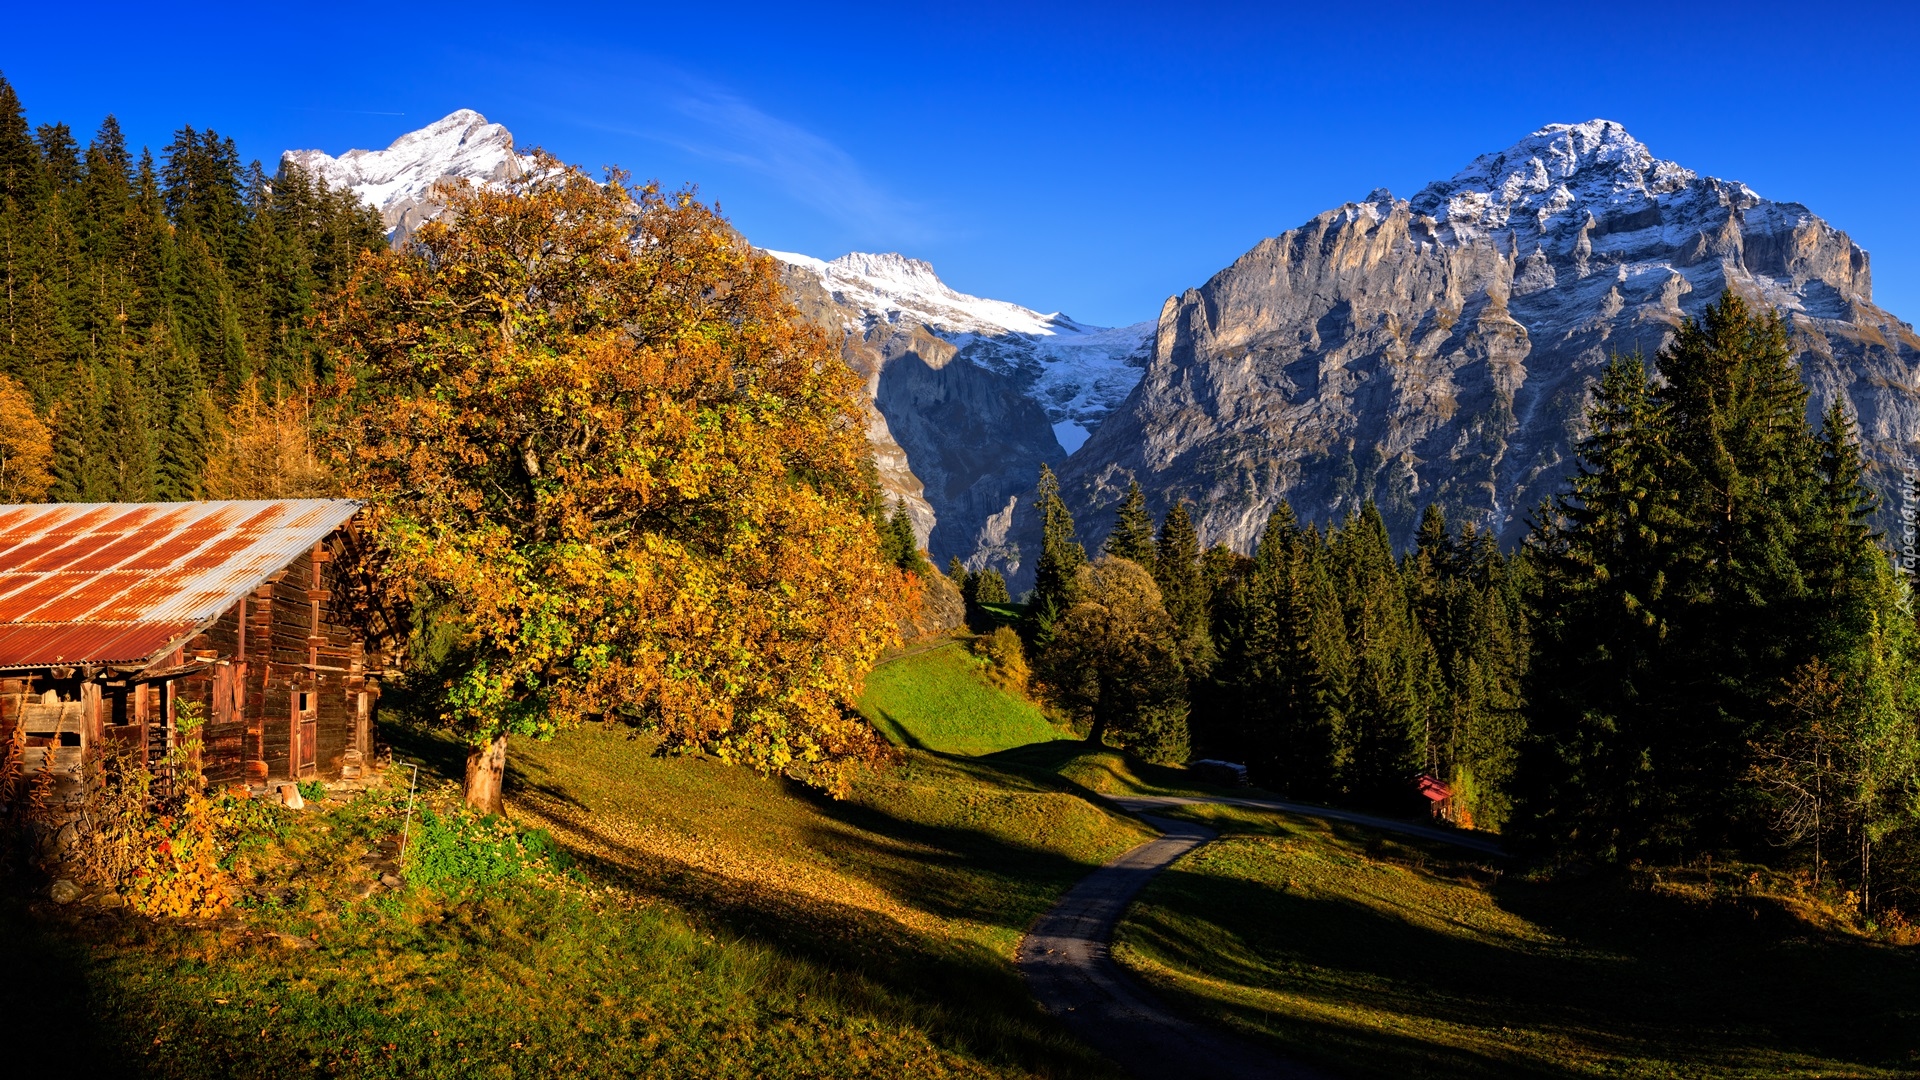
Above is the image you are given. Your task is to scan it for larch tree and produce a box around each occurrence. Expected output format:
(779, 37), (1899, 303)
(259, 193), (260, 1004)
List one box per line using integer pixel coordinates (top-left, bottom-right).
(0, 374), (51, 501)
(324, 158), (916, 812)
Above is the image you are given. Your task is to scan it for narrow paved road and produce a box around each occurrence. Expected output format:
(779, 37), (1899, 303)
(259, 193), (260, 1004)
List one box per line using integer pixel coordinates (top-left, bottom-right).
(1016, 792), (1505, 1079)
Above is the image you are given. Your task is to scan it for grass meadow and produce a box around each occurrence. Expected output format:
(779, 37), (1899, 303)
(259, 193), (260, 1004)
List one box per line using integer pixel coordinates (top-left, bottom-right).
(2, 640), (1154, 1079)
(1114, 803), (1920, 1079)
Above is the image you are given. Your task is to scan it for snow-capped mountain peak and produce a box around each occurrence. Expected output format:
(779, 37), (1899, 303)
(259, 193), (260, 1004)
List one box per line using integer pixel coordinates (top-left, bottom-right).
(284, 109), (532, 240)
(769, 249), (1154, 451)
(767, 249), (1087, 339)
(1408, 119), (1723, 244)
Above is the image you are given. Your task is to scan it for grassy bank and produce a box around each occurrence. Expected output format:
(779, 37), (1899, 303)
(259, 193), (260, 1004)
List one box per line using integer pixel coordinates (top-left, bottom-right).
(1114, 803), (1920, 1079)
(2, 639), (1161, 1079)
(857, 639), (1067, 755)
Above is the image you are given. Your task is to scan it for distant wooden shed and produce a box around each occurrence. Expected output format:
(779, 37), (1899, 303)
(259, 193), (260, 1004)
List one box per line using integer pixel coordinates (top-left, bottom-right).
(0, 500), (383, 792)
(1416, 773), (1454, 823)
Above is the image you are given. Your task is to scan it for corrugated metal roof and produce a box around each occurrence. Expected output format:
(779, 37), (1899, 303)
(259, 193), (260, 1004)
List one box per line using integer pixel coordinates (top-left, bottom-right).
(0, 500), (361, 667)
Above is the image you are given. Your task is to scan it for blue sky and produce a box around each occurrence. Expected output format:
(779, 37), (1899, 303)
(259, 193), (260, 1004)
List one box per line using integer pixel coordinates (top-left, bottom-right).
(6, 2), (1919, 328)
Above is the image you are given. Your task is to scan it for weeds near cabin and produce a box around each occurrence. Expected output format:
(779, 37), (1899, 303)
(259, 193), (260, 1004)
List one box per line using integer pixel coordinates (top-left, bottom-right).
(402, 804), (573, 891)
(65, 736), (231, 918)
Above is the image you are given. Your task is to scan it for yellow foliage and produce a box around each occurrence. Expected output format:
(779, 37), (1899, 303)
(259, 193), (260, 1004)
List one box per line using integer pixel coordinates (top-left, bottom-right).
(324, 157), (914, 780)
(202, 380), (334, 499)
(972, 626), (1030, 694)
(72, 706), (232, 918)
(0, 374), (53, 502)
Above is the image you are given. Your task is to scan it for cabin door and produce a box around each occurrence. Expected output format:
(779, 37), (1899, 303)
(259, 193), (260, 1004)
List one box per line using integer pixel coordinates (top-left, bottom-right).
(295, 686), (318, 776)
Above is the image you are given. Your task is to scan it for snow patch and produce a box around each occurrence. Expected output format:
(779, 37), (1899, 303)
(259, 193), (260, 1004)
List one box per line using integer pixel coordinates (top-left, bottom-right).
(777, 250), (1155, 438)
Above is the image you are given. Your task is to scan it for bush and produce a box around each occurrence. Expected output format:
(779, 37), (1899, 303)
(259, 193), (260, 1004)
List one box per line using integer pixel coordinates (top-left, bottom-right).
(972, 627), (1030, 694)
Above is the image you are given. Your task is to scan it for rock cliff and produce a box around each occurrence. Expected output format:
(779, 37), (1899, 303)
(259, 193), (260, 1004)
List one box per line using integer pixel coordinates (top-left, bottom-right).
(770, 251), (1150, 564)
(286, 115), (1920, 587)
(1056, 120), (1920, 561)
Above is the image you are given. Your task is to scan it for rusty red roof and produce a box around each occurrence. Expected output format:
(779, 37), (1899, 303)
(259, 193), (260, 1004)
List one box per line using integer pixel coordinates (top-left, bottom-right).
(0, 500), (360, 667)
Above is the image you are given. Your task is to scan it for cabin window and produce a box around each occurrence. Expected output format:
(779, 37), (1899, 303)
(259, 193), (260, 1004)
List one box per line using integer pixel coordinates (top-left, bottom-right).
(298, 691), (314, 714)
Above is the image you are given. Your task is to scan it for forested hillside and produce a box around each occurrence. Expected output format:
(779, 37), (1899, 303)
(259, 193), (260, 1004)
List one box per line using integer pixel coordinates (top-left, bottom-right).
(0, 73), (383, 502)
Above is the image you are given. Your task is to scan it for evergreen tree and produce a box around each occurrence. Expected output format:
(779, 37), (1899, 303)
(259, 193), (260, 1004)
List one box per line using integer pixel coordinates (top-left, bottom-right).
(1206, 502), (1350, 799)
(972, 569), (1009, 605)
(1154, 501), (1211, 670)
(1105, 480), (1156, 564)
(0, 78), (386, 502)
(1332, 503), (1430, 810)
(1522, 292), (1897, 861)
(1023, 463), (1085, 646)
(879, 501), (925, 573)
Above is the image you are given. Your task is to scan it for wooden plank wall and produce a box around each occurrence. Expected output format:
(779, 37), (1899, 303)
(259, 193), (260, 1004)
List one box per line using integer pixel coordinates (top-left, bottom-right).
(135, 529), (377, 786)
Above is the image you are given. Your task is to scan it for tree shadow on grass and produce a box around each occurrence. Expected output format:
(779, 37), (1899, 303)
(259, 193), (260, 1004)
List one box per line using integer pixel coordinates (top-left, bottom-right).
(509, 765), (1126, 1079)
(1490, 871), (1920, 1069)
(374, 714), (469, 782)
(1126, 835), (1920, 1079)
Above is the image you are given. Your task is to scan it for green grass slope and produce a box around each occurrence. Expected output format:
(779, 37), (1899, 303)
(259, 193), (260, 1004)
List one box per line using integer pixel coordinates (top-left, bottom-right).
(3, 697), (1157, 1079)
(1114, 804), (1920, 1079)
(858, 640), (1067, 755)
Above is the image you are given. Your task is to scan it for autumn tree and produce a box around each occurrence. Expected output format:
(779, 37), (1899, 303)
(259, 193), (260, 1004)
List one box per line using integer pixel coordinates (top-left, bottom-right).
(325, 158), (914, 812)
(201, 379), (333, 499)
(1037, 556), (1188, 761)
(0, 374), (52, 501)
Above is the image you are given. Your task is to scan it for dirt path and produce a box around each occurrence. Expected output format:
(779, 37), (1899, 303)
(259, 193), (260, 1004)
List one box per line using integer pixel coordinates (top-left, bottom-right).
(1016, 793), (1505, 1079)
(1108, 794), (1508, 858)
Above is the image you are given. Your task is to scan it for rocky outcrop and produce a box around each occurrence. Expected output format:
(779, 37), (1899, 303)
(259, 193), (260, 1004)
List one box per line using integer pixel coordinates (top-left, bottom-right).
(1053, 121), (1920, 560)
(772, 252), (1150, 570)
(286, 115), (1920, 585)
(898, 570), (966, 645)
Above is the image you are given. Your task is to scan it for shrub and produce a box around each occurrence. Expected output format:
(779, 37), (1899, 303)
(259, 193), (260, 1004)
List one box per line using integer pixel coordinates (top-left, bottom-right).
(972, 626), (1030, 694)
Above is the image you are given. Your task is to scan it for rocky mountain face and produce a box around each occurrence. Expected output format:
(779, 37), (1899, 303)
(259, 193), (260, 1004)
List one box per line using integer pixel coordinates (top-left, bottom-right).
(768, 251), (1151, 562)
(285, 110), (530, 241)
(1055, 120), (1920, 563)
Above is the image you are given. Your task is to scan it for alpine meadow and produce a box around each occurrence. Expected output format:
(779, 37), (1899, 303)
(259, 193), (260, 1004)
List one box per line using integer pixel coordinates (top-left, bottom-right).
(3, 13), (1920, 1077)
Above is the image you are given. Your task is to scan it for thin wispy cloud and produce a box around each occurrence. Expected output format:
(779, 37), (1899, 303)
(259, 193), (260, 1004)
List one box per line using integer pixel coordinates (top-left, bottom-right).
(566, 71), (937, 248)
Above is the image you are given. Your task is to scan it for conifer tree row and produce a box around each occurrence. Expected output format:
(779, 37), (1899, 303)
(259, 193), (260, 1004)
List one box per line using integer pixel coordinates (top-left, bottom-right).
(1521, 291), (1920, 893)
(1199, 498), (1527, 823)
(0, 73), (385, 503)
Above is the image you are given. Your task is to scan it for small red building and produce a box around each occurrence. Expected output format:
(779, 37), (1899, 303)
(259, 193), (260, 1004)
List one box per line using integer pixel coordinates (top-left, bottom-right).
(1416, 773), (1455, 823)
(0, 500), (384, 791)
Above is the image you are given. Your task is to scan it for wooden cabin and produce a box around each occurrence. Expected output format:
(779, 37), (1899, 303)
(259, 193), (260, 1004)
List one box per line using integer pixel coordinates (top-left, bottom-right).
(0, 500), (382, 792)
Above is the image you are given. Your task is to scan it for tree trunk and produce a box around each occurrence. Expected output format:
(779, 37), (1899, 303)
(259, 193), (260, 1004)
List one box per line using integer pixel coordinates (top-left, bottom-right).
(1086, 712), (1108, 748)
(464, 734), (508, 816)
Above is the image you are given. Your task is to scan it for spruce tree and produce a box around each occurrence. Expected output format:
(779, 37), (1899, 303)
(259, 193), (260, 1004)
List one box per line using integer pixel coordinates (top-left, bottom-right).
(1105, 480), (1157, 564)
(1522, 292), (1894, 860)
(1023, 463), (1085, 645)
(1333, 504), (1429, 810)
(1154, 501), (1211, 670)
(0, 82), (387, 502)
